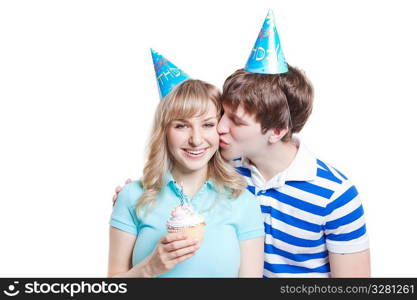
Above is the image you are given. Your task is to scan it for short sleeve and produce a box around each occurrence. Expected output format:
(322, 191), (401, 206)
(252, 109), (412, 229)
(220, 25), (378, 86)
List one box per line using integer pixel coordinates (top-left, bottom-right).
(324, 179), (369, 254)
(234, 189), (265, 241)
(109, 181), (143, 236)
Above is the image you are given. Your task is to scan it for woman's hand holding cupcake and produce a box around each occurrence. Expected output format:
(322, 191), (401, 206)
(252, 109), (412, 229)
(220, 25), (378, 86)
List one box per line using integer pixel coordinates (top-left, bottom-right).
(142, 232), (200, 277)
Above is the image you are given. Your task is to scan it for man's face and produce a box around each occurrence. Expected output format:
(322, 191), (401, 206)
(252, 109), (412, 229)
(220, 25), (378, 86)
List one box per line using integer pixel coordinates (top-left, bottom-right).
(217, 104), (269, 161)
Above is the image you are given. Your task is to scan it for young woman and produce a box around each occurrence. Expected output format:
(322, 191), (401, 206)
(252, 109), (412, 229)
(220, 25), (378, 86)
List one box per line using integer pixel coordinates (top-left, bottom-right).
(108, 79), (264, 277)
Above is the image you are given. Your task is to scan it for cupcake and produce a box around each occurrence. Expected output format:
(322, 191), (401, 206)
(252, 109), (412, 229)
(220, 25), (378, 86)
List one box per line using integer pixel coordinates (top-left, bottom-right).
(166, 204), (206, 243)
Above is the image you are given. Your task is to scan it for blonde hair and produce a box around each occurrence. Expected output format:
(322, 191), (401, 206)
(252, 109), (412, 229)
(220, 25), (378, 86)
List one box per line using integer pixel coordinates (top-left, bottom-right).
(136, 79), (247, 213)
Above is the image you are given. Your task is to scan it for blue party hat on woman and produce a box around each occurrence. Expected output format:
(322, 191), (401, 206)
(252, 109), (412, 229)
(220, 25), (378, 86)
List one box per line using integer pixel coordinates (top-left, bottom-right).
(151, 49), (190, 99)
(244, 9), (288, 74)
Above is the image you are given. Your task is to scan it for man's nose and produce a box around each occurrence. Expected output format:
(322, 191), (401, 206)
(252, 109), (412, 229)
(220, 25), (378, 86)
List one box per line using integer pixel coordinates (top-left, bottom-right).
(217, 115), (229, 134)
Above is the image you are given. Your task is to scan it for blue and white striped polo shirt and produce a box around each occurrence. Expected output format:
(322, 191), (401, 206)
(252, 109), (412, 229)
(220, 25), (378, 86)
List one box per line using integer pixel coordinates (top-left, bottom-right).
(233, 140), (369, 278)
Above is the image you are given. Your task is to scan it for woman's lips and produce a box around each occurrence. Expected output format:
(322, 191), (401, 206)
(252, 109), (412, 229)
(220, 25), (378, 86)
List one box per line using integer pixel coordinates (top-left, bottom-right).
(182, 148), (208, 159)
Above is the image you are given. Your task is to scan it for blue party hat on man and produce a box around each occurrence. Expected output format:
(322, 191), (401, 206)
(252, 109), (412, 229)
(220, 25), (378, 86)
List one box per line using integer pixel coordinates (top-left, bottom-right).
(151, 49), (191, 99)
(244, 9), (288, 74)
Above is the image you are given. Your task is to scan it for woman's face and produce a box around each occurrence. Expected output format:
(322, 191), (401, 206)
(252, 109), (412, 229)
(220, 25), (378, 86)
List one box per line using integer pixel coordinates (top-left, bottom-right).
(167, 101), (219, 175)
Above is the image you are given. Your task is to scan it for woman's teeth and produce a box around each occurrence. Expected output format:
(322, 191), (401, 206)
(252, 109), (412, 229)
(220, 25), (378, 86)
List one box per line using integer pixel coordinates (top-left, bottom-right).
(185, 149), (205, 155)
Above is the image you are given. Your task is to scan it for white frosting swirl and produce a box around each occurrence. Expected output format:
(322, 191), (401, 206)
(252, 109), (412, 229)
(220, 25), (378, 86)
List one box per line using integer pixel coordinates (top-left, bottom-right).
(166, 204), (205, 229)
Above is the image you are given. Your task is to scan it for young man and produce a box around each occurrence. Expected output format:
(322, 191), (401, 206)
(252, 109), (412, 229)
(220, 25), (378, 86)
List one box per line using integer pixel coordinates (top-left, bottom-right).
(113, 10), (370, 277)
(215, 10), (370, 277)
(217, 66), (370, 277)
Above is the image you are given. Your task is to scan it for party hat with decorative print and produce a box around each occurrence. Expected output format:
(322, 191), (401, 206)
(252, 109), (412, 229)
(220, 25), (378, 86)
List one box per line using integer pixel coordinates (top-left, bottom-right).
(244, 9), (288, 74)
(151, 49), (191, 99)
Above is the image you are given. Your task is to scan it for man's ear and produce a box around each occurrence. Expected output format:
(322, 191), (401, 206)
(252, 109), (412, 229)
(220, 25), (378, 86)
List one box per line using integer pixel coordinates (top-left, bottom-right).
(268, 128), (288, 144)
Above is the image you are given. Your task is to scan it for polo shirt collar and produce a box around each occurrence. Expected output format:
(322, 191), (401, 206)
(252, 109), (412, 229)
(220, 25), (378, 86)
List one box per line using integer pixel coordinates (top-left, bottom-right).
(164, 171), (215, 199)
(241, 138), (317, 189)
(285, 138), (317, 182)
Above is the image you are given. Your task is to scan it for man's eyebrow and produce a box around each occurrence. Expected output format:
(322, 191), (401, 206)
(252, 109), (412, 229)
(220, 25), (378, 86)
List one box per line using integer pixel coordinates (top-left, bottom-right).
(229, 112), (245, 122)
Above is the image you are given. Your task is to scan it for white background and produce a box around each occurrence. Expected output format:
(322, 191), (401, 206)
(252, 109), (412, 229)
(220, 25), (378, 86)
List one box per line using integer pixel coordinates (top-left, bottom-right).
(1, 0), (416, 277)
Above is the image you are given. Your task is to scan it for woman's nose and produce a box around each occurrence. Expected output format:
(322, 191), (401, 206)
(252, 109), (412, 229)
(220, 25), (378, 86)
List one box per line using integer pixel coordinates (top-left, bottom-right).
(189, 128), (203, 146)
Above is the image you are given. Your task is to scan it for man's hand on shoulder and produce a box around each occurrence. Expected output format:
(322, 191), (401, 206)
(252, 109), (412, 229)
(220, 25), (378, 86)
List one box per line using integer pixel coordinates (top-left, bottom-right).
(112, 178), (132, 206)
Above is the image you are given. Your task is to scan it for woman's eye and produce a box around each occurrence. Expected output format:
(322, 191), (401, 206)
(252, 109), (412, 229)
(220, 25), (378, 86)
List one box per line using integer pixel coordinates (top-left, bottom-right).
(174, 124), (187, 129)
(203, 123), (215, 128)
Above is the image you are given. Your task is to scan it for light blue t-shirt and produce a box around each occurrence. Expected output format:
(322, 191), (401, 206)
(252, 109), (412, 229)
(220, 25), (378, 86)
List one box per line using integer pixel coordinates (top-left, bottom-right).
(110, 173), (265, 277)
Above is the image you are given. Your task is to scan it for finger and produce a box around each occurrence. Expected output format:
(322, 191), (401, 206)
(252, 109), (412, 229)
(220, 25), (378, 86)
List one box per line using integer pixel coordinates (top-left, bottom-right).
(164, 238), (198, 252)
(125, 178), (132, 184)
(161, 232), (187, 244)
(173, 252), (196, 265)
(115, 186), (122, 193)
(168, 244), (199, 260)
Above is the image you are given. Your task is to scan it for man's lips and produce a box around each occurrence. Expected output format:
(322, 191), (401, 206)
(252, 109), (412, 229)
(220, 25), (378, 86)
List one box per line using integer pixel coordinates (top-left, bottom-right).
(219, 139), (229, 147)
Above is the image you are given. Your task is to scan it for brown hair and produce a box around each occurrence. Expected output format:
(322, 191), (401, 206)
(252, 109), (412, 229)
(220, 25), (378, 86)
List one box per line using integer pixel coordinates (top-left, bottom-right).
(137, 79), (247, 214)
(221, 65), (314, 142)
